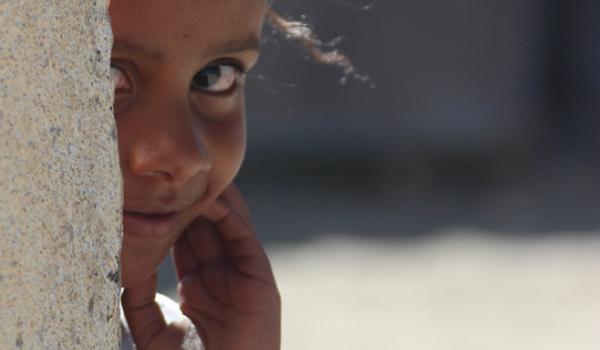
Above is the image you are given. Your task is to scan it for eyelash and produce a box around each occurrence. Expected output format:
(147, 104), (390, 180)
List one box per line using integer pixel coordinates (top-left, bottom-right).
(109, 60), (246, 97)
(190, 61), (245, 95)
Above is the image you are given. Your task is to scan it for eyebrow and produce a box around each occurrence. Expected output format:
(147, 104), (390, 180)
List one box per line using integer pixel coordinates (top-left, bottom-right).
(217, 35), (261, 56)
(113, 40), (164, 61)
(112, 34), (261, 62)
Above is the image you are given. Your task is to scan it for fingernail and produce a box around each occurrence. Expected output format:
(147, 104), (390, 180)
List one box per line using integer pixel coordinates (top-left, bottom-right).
(205, 200), (231, 222)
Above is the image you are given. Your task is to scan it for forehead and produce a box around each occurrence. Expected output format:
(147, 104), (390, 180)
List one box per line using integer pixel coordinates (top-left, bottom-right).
(110, 0), (268, 59)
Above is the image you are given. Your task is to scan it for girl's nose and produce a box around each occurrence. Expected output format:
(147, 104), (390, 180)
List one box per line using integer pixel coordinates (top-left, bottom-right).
(124, 102), (212, 186)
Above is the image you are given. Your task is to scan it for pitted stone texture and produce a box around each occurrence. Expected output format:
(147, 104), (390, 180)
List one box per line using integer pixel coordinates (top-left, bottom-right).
(0, 1), (121, 349)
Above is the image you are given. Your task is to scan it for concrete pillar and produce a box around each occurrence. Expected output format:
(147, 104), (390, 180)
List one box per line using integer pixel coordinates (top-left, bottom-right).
(0, 1), (121, 349)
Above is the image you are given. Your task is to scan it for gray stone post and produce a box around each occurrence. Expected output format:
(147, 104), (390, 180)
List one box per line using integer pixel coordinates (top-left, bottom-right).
(0, 1), (122, 349)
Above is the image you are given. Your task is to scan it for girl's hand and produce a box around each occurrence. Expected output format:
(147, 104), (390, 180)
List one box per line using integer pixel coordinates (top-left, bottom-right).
(122, 184), (281, 350)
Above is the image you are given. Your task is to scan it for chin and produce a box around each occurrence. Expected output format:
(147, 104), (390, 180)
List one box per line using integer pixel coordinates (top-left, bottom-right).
(119, 240), (172, 288)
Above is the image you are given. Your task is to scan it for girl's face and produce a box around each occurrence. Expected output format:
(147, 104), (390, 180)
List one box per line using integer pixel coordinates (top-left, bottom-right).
(109, 0), (268, 287)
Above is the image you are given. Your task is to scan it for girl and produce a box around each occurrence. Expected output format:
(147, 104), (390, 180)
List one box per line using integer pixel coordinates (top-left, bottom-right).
(109, 0), (280, 348)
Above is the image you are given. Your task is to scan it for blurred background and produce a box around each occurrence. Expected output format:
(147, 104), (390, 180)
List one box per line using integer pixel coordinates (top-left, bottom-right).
(159, 0), (600, 348)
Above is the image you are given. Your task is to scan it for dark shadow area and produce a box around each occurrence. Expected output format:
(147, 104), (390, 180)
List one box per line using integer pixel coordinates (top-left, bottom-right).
(241, 0), (600, 241)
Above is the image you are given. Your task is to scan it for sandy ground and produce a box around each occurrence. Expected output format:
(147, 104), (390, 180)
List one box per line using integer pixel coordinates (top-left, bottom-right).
(164, 232), (600, 349)
(265, 232), (600, 350)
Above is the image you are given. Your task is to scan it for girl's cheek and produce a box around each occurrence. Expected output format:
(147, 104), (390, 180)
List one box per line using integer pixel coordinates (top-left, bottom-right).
(190, 80), (246, 122)
(203, 116), (247, 192)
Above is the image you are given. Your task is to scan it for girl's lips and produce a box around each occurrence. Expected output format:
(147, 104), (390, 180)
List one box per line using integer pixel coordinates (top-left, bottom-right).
(122, 210), (180, 239)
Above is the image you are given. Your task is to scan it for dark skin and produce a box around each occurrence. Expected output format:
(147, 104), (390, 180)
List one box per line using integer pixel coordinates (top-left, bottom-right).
(109, 0), (280, 348)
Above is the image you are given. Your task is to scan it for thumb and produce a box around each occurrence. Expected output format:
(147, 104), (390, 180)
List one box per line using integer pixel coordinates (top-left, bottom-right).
(121, 272), (167, 350)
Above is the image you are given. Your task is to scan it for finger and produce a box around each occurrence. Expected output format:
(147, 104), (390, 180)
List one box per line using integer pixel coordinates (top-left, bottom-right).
(219, 184), (253, 225)
(173, 185), (253, 280)
(203, 200), (265, 261)
(201, 198), (230, 223)
(180, 267), (234, 311)
(179, 270), (236, 349)
(201, 186), (276, 281)
(172, 229), (201, 281)
(203, 200), (275, 284)
(187, 218), (225, 265)
(172, 220), (225, 279)
(121, 273), (167, 350)
(216, 213), (274, 284)
(184, 262), (279, 314)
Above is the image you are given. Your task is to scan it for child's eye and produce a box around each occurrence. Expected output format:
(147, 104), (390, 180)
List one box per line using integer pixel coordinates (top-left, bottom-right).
(190, 64), (241, 93)
(111, 66), (132, 93)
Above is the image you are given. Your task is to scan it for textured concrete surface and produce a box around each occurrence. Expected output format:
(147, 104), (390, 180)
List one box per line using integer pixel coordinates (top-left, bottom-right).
(0, 1), (121, 349)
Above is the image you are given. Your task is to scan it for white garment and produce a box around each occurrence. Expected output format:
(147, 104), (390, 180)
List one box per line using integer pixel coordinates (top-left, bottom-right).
(120, 293), (204, 350)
